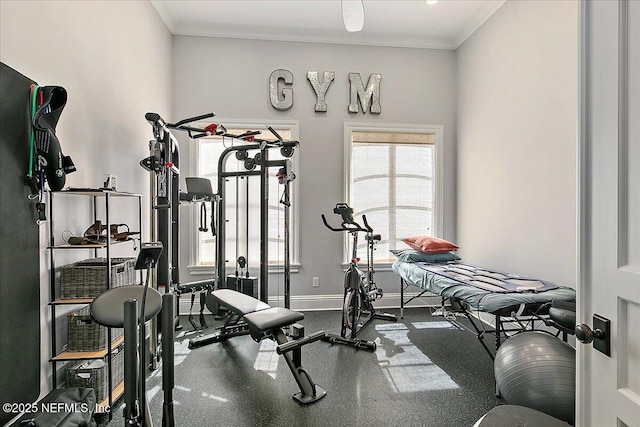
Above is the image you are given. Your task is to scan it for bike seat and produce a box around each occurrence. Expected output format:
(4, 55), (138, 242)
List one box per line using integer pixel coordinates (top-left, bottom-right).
(366, 234), (381, 242)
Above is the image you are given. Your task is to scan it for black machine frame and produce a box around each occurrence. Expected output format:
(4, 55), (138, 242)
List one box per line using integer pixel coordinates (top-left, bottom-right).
(214, 127), (298, 306)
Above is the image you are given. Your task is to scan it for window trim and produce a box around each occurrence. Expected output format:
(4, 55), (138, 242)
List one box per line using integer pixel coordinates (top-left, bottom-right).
(343, 122), (444, 262)
(188, 119), (300, 275)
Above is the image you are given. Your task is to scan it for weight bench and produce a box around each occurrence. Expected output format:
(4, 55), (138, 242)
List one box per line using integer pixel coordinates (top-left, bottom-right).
(188, 289), (327, 404)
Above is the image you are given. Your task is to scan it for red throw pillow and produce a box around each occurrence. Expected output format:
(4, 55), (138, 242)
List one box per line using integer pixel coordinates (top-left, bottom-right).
(402, 236), (458, 254)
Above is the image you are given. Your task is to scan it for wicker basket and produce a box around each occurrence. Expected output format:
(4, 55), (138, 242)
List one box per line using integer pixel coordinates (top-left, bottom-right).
(65, 344), (125, 403)
(67, 306), (123, 352)
(60, 257), (136, 299)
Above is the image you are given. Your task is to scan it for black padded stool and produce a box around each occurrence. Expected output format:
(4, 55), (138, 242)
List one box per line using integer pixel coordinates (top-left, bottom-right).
(90, 284), (163, 426)
(90, 285), (162, 327)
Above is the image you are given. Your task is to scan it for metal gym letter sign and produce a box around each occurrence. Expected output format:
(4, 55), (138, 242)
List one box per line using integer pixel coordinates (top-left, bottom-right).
(348, 72), (381, 114)
(269, 69), (294, 111)
(269, 69), (381, 114)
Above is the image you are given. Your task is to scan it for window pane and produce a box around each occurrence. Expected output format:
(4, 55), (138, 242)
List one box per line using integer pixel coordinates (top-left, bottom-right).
(395, 208), (433, 241)
(396, 176), (432, 208)
(396, 144), (433, 177)
(353, 177), (389, 212)
(353, 144), (389, 179)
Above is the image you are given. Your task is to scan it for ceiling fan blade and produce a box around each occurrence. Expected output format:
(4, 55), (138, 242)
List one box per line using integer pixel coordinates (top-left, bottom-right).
(342, 0), (365, 32)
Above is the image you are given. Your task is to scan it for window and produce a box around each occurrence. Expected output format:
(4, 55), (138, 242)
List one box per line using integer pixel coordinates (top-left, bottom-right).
(189, 120), (299, 274)
(344, 123), (443, 264)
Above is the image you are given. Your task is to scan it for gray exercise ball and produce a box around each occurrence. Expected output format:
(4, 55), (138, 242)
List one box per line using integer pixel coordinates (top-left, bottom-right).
(494, 331), (575, 425)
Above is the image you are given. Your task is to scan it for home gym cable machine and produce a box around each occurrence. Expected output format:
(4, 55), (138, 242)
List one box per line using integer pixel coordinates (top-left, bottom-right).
(140, 111), (299, 348)
(141, 112), (216, 297)
(189, 125), (299, 348)
(142, 114), (213, 309)
(217, 126), (297, 304)
(141, 111), (219, 369)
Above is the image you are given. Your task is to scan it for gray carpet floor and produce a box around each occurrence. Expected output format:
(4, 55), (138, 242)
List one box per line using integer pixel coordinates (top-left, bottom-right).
(104, 306), (503, 427)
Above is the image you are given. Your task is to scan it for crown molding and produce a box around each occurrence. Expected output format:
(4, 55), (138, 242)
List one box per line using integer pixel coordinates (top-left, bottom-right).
(454, 0), (507, 49)
(151, 0), (506, 51)
(172, 21), (457, 50)
(150, 0), (176, 33)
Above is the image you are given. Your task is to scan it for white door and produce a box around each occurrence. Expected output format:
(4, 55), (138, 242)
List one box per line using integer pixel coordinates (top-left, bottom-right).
(578, 1), (640, 426)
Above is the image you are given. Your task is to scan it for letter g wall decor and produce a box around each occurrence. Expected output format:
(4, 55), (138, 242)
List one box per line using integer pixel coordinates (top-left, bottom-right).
(269, 69), (294, 111)
(269, 69), (381, 114)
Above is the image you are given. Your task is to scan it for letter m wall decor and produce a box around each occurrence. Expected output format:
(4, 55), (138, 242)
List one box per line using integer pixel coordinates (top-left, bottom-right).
(348, 73), (381, 114)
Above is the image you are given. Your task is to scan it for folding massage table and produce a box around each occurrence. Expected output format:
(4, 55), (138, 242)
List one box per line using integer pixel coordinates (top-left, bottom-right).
(393, 259), (577, 359)
(188, 289), (327, 404)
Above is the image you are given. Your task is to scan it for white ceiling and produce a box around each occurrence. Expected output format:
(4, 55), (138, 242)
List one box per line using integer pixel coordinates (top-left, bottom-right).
(150, 0), (506, 50)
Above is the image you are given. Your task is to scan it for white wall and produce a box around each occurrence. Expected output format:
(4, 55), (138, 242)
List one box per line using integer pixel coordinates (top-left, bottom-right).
(1, 0), (171, 395)
(456, 0), (578, 287)
(171, 36), (457, 309)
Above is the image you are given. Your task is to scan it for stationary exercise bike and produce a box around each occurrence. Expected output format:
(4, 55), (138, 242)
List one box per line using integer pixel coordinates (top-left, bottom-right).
(321, 203), (397, 351)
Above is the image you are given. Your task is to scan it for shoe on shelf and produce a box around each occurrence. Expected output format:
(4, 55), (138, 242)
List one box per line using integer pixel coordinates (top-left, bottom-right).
(110, 223), (140, 241)
(82, 220), (108, 244)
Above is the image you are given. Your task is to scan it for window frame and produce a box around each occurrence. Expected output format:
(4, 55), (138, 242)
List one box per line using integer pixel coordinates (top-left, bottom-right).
(343, 122), (444, 267)
(187, 119), (300, 276)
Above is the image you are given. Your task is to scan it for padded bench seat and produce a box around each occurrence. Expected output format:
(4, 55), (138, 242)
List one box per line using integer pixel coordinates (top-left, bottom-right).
(191, 288), (327, 404)
(244, 307), (304, 335)
(212, 289), (305, 338)
(212, 288), (270, 315)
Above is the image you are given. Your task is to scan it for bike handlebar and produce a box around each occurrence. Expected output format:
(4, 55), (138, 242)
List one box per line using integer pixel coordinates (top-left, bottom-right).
(321, 212), (372, 233)
(361, 215), (373, 232)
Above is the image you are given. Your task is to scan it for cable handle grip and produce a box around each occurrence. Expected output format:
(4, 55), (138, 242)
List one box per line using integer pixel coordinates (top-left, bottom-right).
(275, 140), (300, 148)
(174, 125), (209, 133)
(267, 125), (283, 141)
(262, 126), (300, 147)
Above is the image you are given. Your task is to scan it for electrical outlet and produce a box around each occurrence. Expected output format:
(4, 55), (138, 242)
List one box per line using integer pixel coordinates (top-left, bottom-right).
(312, 277), (319, 287)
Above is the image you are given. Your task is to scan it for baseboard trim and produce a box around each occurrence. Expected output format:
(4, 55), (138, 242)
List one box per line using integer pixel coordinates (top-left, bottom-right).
(278, 292), (443, 311)
(177, 291), (443, 313)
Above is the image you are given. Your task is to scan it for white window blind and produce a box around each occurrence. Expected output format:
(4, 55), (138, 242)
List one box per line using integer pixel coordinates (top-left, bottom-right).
(349, 130), (436, 263)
